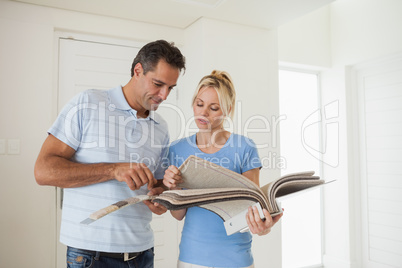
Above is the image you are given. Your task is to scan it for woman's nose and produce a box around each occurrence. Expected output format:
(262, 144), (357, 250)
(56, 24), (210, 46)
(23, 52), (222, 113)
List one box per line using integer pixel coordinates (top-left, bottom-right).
(200, 106), (209, 116)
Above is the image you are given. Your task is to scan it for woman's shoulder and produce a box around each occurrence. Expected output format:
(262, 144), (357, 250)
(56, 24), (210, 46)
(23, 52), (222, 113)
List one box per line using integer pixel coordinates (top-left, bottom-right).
(230, 133), (257, 148)
(169, 135), (196, 149)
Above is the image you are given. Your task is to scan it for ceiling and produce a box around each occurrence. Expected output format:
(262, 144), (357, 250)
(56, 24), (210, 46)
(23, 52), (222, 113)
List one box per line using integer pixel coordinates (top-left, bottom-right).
(12, 0), (335, 29)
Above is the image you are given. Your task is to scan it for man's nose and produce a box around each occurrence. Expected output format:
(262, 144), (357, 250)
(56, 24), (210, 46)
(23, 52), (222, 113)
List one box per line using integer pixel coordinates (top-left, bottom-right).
(159, 87), (170, 101)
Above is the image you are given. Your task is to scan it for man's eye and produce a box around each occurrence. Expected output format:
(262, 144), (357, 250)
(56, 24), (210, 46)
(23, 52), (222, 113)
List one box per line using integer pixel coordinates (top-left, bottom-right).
(154, 83), (162, 87)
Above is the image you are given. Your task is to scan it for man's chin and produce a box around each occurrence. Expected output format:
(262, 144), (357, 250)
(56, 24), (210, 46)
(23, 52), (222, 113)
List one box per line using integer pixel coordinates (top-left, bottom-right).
(149, 103), (161, 111)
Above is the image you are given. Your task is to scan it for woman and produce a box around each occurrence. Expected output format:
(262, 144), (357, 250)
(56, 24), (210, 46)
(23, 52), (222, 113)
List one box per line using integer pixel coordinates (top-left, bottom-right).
(163, 70), (283, 268)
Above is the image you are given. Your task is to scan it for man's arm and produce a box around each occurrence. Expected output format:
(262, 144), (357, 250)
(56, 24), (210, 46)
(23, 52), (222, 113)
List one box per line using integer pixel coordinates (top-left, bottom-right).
(34, 134), (156, 190)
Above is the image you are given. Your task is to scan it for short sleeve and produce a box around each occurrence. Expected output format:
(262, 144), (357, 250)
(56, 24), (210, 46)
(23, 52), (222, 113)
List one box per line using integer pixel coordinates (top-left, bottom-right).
(241, 138), (262, 173)
(48, 92), (89, 150)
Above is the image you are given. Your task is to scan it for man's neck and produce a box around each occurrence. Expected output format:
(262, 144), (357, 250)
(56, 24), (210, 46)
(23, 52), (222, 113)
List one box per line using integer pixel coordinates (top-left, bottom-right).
(122, 83), (149, 118)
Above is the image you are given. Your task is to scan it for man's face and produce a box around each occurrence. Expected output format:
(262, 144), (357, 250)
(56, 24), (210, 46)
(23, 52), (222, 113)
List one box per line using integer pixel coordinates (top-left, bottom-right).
(133, 60), (180, 114)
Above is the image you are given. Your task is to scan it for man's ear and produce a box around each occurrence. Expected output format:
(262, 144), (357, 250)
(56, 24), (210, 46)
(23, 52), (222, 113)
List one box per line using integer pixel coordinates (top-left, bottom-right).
(133, 63), (143, 77)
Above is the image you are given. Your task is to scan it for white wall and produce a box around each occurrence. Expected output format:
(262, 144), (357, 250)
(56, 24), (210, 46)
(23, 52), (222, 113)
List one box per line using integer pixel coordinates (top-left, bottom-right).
(330, 0), (402, 66)
(278, 0), (402, 267)
(278, 6), (332, 68)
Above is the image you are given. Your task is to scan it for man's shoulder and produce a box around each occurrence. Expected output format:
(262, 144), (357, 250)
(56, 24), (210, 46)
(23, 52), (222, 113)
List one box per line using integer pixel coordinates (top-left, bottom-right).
(84, 88), (110, 100)
(69, 88), (111, 104)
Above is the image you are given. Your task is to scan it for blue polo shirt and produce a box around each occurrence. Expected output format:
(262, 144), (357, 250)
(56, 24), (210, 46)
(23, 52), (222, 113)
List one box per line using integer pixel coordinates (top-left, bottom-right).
(49, 86), (169, 253)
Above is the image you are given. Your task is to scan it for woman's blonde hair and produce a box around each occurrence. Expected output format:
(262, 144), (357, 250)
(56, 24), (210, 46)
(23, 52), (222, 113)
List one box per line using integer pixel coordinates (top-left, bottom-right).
(191, 70), (236, 120)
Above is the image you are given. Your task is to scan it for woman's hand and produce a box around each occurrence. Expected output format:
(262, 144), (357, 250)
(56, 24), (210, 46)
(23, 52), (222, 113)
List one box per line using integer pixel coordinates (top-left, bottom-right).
(246, 207), (283, 236)
(163, 165), (183, 189)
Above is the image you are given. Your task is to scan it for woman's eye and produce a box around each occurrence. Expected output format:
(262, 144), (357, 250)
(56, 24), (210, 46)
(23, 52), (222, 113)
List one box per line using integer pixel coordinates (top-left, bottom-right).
(211, 107), (219, 111)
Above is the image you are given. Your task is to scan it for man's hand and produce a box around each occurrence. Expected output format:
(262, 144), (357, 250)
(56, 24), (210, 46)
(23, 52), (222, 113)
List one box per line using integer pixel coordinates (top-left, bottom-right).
(34, 134), (157, 190)
(144, 186), (167, 215)
(246, 207), (283, 236)
(113, 162), (157, 191)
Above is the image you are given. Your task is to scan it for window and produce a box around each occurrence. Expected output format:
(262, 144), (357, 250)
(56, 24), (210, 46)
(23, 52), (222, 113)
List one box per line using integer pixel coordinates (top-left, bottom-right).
(279, 69), (323, 268)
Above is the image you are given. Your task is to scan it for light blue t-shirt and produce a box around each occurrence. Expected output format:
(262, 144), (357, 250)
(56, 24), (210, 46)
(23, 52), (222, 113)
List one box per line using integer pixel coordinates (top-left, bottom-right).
(168, 134), (262, 267)
(49, 86), (169, 253)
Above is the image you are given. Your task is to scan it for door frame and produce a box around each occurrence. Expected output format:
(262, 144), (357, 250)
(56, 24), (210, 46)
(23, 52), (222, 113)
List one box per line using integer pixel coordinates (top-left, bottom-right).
(347, 52), (402, 268)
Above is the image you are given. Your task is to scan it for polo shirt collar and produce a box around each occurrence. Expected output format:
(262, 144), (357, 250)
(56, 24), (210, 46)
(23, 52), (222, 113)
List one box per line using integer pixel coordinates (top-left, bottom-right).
(109, 86), (159, 124)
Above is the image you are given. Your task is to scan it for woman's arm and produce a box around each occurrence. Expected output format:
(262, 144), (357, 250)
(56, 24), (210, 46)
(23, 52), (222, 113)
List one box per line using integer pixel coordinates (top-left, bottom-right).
(241, 168), (260, 186)
(163, 165), (187, 220)
(171, 209), (187, 221)
(242, 167), (283, 236)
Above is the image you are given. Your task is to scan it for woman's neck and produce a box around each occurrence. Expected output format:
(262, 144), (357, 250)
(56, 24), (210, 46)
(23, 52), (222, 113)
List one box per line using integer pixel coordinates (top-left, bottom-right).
(196, 129), (231, 153)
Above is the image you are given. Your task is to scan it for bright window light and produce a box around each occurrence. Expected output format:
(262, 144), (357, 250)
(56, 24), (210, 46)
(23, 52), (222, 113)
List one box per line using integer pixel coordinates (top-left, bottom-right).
(279, 69), (322, 268)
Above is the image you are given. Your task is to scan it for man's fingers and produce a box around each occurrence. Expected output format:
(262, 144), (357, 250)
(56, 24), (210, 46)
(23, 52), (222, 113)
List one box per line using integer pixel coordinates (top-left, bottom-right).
(123, 175), (136, 190)
(147, 187), (164, 197)
(142, 166), (155, 189)
(129, 163), (155, 190)
(128, 169), (145, 190)
(135, 164), (151, 185)
(144, 200), (168, 215)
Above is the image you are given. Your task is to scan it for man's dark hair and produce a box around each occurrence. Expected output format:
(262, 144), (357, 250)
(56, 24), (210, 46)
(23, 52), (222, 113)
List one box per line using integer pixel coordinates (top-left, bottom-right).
(131, 40), (186, 77)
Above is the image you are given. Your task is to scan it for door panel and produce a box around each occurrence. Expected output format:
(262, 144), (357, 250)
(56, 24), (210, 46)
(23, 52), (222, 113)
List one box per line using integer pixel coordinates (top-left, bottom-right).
(57, 37), (179, 267)
(353, 54), (402, 268)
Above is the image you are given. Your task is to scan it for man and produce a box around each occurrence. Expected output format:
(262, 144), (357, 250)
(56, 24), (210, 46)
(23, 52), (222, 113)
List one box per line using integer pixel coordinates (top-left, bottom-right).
(34, 40), (186, 267)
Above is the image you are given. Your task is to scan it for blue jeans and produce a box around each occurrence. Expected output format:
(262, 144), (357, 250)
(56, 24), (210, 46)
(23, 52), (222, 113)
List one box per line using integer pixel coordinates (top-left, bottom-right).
(66, 246), (154, 268)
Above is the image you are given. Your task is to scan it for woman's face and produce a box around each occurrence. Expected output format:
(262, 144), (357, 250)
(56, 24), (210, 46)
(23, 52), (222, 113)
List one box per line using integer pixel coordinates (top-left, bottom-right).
(193, 86), (225, 131)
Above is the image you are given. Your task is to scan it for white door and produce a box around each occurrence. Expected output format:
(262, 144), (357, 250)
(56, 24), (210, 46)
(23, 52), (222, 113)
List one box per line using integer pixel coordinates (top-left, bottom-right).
(352, 54), (402, 268)
(57, 35), (179, 267)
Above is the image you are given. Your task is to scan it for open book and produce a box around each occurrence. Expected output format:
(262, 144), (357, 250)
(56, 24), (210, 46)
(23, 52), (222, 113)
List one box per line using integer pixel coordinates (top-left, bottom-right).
(154, 155), (324, 217)
(81, 155), (329, 234)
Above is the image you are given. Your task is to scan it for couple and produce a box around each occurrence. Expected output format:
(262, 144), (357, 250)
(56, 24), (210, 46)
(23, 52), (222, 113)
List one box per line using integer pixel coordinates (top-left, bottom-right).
(35, 40), (282, 268)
